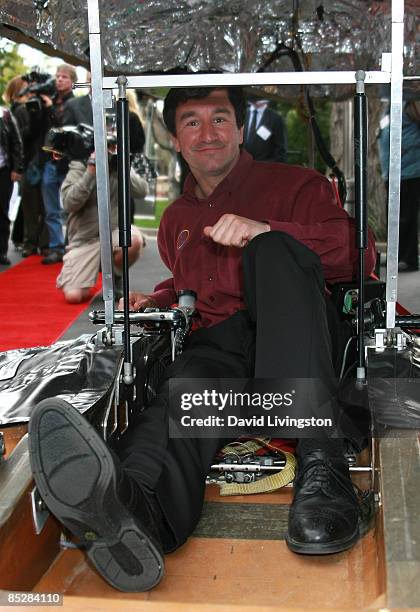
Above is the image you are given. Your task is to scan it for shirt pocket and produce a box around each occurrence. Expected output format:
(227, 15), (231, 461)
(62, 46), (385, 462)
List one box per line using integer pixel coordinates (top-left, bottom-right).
(216, 245), (243, 297)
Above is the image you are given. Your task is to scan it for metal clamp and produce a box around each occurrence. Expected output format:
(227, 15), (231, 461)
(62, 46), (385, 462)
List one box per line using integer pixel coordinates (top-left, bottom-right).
(30, 487), (50, 535)
(374, 328), (407, 350)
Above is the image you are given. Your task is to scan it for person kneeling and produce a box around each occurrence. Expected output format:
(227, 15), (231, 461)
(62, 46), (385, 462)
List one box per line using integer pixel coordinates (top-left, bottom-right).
(57, 150), (147, 303)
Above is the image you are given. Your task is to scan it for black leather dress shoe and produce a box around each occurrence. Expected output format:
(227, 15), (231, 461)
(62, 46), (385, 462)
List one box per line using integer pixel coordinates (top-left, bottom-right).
(41, 251), (63, 264)
(22, 246), (38, 258)
(286, 445), (360, 555)
(398, 261), (419, 272)
(29, 398), (164, 592)
(0, 254), (11, 265)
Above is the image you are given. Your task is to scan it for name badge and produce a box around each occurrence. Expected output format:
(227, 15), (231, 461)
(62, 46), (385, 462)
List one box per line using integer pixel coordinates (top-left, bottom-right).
(380, 115), (390, 130)
(256, 125), (271, 141)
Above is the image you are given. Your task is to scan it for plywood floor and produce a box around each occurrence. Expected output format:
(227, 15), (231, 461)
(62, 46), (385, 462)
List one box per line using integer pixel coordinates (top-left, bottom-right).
(34, 485), (383, 610)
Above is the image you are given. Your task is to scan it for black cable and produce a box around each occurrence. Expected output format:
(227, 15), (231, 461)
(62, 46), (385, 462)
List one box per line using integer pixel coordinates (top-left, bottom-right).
(257, 42), (347, 205)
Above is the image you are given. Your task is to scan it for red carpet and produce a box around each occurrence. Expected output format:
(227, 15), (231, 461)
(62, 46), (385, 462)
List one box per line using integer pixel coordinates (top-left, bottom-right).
(0, 255), (101, 351)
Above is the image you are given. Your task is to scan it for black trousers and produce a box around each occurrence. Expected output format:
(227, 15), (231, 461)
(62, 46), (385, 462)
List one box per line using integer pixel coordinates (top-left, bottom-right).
(11, 201), (24, 246)
(399, 177), (420, 269)
(0, 167), (14, 256)
(21, 176), (49, 251)
(118, 232), (337, 551)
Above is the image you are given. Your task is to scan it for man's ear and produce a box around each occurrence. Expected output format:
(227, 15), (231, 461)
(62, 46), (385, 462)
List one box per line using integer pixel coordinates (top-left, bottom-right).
(239, 126), (244, 145)
(170, 134), (181, 153)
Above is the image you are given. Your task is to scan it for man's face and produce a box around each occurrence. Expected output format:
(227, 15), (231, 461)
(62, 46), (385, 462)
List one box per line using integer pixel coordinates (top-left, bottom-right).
(55, 70), (73, 95)
(171, 89), (244, 183)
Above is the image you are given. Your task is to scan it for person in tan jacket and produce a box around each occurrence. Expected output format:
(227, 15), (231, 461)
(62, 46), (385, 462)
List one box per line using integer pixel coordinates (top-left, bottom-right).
(58, 150), (148, 303)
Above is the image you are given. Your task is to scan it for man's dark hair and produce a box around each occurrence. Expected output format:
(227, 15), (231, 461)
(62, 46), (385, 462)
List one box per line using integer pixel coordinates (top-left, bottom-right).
(163, 86), (246, 136)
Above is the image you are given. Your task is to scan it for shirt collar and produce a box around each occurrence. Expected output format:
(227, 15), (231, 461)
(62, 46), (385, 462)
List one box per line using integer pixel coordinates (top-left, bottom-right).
(183, 150), (254, 201)
(249, 101), (268, 113)
(54, 90), (74, 105)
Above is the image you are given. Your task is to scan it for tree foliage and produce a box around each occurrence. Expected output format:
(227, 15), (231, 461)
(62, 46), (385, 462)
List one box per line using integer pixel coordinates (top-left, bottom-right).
(0, 40), (27, 103)
(275, 98), (331, 174)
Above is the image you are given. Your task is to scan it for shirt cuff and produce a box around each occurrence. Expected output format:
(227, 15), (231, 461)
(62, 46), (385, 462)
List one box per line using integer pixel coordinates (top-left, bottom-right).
(149, 288), (177, 308)
(265, 220), (306, 242)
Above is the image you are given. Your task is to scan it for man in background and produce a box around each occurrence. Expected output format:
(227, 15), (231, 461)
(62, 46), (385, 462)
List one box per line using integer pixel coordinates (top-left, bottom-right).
(64, 77), (146, 154)
(243, 95), (287, 162)
(63, 72), (93, 127)
(378, 88), (420, 272)
(38, 64), (76, 264)
(0, 94), (23, 265)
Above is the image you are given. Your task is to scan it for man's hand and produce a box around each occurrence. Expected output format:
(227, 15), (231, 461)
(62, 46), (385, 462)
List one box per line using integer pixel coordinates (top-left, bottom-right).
(40, 94), (53, 108)
(10, 171), (22, 182)
(86, 152), (96, 175)
(203, 214), (270, 248)
(117, 291), (157, 311)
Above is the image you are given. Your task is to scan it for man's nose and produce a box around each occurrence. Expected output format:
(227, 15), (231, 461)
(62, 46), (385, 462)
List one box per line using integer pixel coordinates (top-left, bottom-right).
(199, 121), (217, 141)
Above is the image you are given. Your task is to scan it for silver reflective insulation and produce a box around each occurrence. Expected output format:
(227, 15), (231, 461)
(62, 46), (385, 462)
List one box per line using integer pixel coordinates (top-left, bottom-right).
(1, 1), (420, 97)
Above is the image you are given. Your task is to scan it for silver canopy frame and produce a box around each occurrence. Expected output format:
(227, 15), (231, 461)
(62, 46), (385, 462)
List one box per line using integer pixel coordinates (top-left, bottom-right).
(87, 0), (407, 333)
(386, 2), (404, 328)
(88, 0), (114, 331)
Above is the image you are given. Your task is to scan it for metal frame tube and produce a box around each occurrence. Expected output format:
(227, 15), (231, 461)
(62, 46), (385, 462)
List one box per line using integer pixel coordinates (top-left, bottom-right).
(87, 0), (114, 327)
(386, 0), (405, 329)
(342, 99), (355, 216)
(354, 71), (368, 381)
(101, 71), (391, 90)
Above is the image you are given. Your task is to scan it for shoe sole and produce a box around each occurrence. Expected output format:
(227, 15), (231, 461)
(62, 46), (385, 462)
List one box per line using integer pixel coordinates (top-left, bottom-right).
(28, 398), (164, 592)
(285, 526), (360, 555)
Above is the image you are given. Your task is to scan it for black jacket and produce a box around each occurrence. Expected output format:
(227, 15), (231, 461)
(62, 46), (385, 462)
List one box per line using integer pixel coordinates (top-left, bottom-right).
(62, 94), (93, 127)
(63, 95), (145, 154)
(0, 107), (24, 173)
(24, 90), (74, 168)
(243, 106), (287, 163)
(13, 102), (38, 169)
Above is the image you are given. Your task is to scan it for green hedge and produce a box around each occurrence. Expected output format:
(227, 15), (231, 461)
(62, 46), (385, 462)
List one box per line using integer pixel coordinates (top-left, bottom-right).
(134, 199), (171, 229)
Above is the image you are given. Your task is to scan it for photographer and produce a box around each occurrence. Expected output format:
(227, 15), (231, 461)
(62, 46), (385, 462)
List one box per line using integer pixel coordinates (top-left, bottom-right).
(25, 64), (76, 264)
(56, 138), (147, 303)
(4, 76), (49, 257)
(0, 83), (24, 265)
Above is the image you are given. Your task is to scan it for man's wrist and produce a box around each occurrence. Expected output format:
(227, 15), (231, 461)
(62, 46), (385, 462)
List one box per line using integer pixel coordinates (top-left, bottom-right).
(86, 158), (96, 175)
(254, 221), (270, 238)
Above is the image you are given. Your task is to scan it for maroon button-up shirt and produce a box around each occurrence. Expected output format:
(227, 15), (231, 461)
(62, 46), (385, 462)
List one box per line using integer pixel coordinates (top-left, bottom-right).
(151, 151), (376, 328)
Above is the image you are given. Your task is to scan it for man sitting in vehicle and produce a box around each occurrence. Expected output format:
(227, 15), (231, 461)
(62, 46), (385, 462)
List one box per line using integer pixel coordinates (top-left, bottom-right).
(29, 85), (376, 592)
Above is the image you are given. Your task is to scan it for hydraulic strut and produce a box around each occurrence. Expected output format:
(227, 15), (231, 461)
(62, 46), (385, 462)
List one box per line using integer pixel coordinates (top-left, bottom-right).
(354, 70), (368, 382)
(116, 75), (133, 385)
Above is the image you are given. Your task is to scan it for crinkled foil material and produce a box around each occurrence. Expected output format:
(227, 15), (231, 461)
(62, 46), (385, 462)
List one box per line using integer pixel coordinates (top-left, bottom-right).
(1, 1), (420, 97)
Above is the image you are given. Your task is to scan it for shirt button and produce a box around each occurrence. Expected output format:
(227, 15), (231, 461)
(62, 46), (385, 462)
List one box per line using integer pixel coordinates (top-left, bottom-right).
(208, 202), (214, 208)
(209, 295), (215, 302)
(208, 276), (213, 281)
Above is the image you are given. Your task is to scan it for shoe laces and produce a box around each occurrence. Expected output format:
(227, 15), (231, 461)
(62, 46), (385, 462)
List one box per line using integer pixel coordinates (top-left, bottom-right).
(296, 457), (355, 501)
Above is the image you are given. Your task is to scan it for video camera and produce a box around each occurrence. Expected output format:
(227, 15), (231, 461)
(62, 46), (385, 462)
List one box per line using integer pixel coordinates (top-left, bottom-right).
(21, 70), (56, 97)
(20, 70), (56, 111)
(43, 124), (117, 164)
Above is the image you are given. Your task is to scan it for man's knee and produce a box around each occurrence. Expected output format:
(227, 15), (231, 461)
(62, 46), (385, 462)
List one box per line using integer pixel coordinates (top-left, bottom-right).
(130, 232), (143, 258)
(247, 230), (321, 267)
(114, 231), (144, 270)
(63, 287), (92, 303)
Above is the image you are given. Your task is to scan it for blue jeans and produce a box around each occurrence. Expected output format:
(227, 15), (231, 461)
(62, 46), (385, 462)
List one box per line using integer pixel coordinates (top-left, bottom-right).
(41, 161), (66, 251)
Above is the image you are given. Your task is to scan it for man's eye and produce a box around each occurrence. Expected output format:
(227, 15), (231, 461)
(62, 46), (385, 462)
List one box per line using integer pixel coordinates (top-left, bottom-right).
(186, 120), (199, 127)
(214, 117), (226, 123)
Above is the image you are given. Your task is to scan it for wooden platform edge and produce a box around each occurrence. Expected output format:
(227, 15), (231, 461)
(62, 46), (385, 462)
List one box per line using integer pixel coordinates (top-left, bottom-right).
(379, 430), (420, 608)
